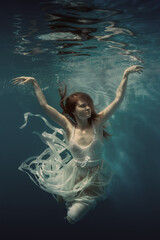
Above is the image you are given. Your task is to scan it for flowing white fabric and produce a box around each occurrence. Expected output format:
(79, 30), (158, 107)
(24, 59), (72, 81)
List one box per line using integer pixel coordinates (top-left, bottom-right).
(19, 112), (112, 208)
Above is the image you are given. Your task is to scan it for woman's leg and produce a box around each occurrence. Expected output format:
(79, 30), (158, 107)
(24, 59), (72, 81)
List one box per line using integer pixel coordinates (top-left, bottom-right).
(66, 201), (94, 224)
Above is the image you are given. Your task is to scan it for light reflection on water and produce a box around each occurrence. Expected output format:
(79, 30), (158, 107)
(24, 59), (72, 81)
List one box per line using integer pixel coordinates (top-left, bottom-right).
(12, 1), (140, 60)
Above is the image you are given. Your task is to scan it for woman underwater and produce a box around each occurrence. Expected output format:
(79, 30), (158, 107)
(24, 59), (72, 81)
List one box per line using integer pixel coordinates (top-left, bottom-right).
(13, 65), (143, 224)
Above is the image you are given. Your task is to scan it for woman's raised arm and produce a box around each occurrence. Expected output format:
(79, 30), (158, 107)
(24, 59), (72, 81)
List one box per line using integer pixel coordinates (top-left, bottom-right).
(12, 77), (69, 129)
(97, 65), (143, 125)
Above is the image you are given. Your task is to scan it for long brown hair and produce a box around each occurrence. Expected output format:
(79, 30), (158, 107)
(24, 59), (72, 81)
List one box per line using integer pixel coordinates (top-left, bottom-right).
(58, 84), (111, 139)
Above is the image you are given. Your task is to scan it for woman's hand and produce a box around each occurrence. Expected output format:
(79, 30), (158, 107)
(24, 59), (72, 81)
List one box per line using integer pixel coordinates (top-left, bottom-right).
(125, 65), (143, 75)
(12, 76), (36, 85)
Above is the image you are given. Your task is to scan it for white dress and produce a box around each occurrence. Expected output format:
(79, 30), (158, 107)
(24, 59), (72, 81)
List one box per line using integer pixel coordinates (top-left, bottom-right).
(19, 112), (112, 221)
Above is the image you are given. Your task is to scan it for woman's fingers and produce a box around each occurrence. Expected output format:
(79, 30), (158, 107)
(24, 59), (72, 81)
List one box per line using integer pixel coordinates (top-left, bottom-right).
(131, 65), (143, 74)
(126, 65), (143, 75)
(12, 79), (20, 84)
(12, 76), (26, 80)
(136, 65), (143, 70)
(12, 76), (31, 85)
(136, 66), (143, 73)
(12, 77), (25, 84)
(12, 79), (21, 85)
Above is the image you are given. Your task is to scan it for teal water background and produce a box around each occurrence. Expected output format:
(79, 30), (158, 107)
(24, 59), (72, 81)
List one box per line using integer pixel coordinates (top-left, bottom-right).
(1, 0), (160, 239)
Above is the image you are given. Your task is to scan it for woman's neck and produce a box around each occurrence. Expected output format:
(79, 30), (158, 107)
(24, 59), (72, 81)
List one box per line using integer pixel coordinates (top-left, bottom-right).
(75, 117), (90, 130)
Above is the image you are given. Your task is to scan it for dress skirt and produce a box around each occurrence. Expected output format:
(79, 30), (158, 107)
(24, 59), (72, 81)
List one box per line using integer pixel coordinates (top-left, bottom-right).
(19, 112), (112, 209)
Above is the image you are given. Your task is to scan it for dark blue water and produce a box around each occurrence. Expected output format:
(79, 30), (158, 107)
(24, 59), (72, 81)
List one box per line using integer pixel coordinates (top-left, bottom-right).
(1, 0), (160, 239)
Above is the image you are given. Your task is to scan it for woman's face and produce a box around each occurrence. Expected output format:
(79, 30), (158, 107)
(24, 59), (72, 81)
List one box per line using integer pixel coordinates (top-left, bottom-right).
(73, 100), (91, 119)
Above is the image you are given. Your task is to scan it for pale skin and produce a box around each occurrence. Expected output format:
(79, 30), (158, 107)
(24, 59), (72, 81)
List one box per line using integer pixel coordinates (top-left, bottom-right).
(12, 65), (143, 146)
